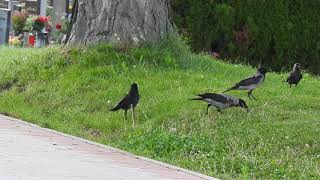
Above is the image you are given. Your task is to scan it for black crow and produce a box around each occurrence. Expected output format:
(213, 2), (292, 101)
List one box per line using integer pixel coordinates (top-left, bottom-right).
(222, 67), (268, 100)
(190, 93), (249, 114)
(110, 83), (140, 126)
(286, 63), (302, 87)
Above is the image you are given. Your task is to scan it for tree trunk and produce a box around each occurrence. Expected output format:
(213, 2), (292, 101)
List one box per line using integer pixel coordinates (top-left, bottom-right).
(67, 0), (174, 45)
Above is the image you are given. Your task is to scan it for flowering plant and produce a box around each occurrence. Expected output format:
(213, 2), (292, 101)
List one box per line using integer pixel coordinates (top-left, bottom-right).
(55, 23), (62, 30)
(32, 16), (50, 32)
(12, 10), (29, 34)
(24, 15), (36, 32)
(9, 36), (22, 46)
(56, 15), (70, 34)
(51, 14), (70, 44)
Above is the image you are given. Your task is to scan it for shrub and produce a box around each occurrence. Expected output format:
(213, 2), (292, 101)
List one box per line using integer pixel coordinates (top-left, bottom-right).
(11, 10), (29, 35)
(171, 0), (320, 74)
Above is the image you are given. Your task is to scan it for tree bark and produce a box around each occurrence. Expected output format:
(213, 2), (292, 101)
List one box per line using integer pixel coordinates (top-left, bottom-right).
(67, 0), (174, 45)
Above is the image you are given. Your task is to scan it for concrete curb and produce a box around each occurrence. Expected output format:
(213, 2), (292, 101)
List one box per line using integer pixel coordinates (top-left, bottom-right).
(1, 114), (218, 180)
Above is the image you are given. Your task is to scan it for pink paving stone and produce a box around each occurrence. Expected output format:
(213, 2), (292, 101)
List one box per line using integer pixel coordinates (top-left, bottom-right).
(0, 115), (218, 180)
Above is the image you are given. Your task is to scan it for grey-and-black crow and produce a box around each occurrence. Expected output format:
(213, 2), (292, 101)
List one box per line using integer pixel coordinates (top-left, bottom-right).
(222, 67), (268, 100)
(110, 83), (140, 126)
(286, 63), (302, 87)
(190, 93), (249, 113)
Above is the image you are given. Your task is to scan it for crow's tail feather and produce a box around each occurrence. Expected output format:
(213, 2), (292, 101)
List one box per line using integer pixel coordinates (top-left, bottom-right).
(189, 97), (203, 101)
(110, 105), (121, 111)
(222, 87), (233, 93)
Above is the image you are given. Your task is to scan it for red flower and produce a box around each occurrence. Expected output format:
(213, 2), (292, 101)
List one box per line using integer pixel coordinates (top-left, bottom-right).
(55, 24), (62, 30)
(36, 16), (48, 23)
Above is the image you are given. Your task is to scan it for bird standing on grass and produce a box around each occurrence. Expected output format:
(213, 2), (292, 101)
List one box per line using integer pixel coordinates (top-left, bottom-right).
(190, 93), (249, 114)
(222, 67), (268, 100)
(110, 83), (140, 128)
(286, 63), (302, 87)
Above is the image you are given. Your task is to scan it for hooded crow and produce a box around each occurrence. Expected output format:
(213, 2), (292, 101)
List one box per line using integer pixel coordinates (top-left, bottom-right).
(222, 67), (268, 100)
(110, 83), (140, 127)
(286, 63), (302, 87)
(190, 93), (249, 113)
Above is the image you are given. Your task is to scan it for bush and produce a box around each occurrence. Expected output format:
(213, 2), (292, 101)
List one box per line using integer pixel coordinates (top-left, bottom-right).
(171, 0), (320, 74)
(11, 10), (29, 35)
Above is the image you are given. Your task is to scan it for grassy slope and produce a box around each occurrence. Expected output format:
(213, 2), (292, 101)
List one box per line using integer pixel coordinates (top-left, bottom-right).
(0, 40), (319, 179)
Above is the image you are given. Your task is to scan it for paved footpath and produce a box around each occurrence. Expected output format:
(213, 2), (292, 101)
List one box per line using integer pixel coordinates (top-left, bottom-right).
(0, 115), (217, 180)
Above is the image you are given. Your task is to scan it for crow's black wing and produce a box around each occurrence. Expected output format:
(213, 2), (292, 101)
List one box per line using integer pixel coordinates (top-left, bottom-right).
(235, 75), (262, 87)
(287, 72), (302, 84)
(286, 76), (291, 82)
(286, 71), (295, 82)
(198, 93), (229, 104)
(223, 74), (264, 93)
(110, 95), (130, 111)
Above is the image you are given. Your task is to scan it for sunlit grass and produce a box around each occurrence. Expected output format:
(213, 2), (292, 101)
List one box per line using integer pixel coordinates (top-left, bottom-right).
(0, 40), (319, 179)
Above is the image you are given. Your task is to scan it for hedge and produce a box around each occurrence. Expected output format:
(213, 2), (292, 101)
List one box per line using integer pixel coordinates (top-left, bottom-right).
(171, 0), (320, 73)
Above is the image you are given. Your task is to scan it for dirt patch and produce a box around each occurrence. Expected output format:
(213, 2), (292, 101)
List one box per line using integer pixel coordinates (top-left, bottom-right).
(0, 78), (18, 92)
(16, 84), (27, 93)
(86, 128), (102, 138)
(0, 112), (20, 119)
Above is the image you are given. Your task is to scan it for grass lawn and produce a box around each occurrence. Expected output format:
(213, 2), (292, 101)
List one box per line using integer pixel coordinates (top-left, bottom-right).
(0, 39), (319, 179)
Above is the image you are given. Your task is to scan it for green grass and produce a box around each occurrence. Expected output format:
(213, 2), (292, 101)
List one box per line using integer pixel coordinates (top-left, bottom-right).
(0, 39), (320, 179)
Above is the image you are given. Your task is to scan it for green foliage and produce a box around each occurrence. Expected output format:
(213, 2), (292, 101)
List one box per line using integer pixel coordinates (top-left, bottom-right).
(0, 40), (320, 179)
(171, 0), (320, 74)
(24, 15), (37, 32)
(11, 11), (29, 34)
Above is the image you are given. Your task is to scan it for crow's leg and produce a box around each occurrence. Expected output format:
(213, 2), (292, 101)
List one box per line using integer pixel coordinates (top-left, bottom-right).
(206, 104), (211, 115)
(133, 107), (137, 125)
(131, 104), (135, 128)
(251, 94), (258, 100)
(124, 109), (128, 120)
(123, 109), (128, 131)
(248, 89), (257, 100)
